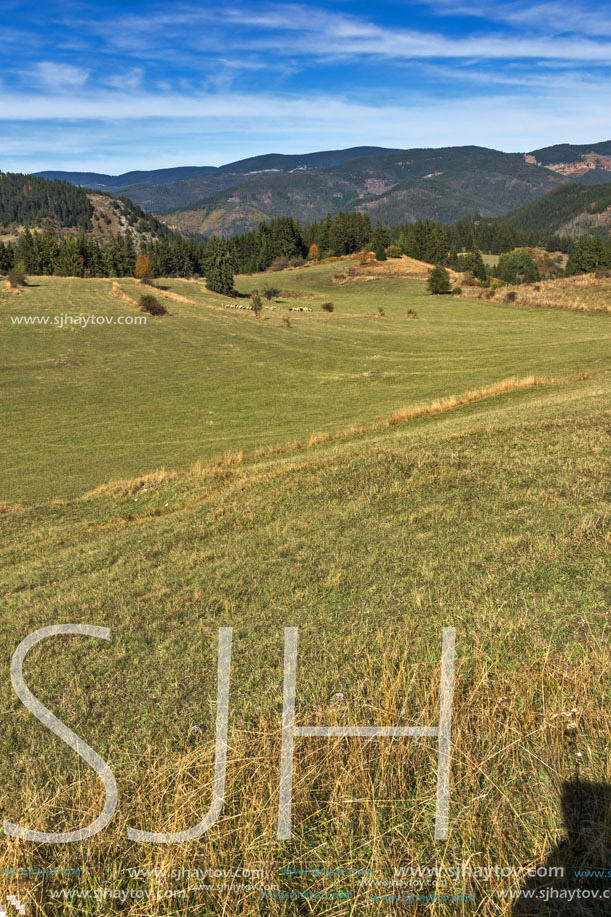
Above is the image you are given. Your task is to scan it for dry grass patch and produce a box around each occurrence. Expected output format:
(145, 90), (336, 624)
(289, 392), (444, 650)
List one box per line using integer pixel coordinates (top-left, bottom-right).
(470, 274), (611, 313)
(84, 468), (178, 498)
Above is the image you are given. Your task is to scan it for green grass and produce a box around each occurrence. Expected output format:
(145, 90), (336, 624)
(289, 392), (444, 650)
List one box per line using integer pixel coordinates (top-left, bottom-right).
(0, 263), (609, 914)
(0, 376), (609, 914)
(1, 265), (608, 501)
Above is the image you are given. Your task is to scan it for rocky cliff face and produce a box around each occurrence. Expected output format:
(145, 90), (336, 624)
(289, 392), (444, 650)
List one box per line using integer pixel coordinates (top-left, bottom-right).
(525, 151), (611, 178)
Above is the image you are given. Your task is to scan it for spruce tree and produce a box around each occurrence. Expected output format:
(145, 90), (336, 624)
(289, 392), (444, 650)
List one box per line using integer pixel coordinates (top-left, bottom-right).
(427, 264), (451, 294)
(205, 238), (234, 295)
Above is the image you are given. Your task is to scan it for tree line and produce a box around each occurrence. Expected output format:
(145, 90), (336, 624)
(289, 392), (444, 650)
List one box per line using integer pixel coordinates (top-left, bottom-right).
(2, 211), (609, 294)
(0, 172), (93, 232)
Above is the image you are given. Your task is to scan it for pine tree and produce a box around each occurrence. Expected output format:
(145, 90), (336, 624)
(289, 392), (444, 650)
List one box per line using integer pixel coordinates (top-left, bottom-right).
(427, 264), (451, 294)
(204, 238), (234, 295)
(372, 223), (391, 258)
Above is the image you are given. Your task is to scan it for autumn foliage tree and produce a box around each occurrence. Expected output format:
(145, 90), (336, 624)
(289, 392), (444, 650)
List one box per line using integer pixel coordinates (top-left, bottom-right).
(134, 253), (154, 282)
(308, 242), (320, 262)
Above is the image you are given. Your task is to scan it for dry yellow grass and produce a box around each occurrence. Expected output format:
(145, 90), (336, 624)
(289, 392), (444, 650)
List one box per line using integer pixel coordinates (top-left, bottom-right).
(333, 255), (462, 286)
(308, 431), (333, 447)
(110, 280), (138, 306)
(223, 449), (244, 465)
(472, 274), (611, 313)
(2, 623), (607, 916)
(84, 468), (178, 498)
(86, 375), (580, 499)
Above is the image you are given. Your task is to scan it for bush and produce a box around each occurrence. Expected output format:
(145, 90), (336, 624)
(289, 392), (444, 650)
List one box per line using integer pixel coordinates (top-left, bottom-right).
(377, 306), (386, 316)
(452, 286), (462, 295)
(427, 264), (451, 294)
(504, 291), (517, 303)
(269, 255), (289, 272)
(262, 285), (279, 301)
(321, 302), (334, 312)
(461, 270), (480, 286)
(386, 245), (402, 258)
(251, 291), (263, 316)
(405, 309), (418, 319)
(7, 266), (27, 287)
(496, 249), (540, 285)
(138, 293), (167, 315)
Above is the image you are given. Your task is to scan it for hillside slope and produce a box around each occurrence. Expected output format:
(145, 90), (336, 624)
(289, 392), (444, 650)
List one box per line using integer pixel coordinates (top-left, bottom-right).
(0, 172), (175, 243)
(526, 139), (611, 182)
(503, 181), (611, 237)
(34, 147), (402, 206)
(0, 358), (608, 914)
(165, 147), (563, 235)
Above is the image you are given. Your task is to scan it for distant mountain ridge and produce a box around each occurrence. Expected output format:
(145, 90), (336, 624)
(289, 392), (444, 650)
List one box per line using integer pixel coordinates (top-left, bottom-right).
(27, 140), (611, 235)
(162, 146), (565, 235)
(34, 147), (401, 193)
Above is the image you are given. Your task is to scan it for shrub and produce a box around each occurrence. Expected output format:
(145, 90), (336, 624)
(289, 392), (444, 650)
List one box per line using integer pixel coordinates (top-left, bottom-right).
(427, 264), (451, 294)
(375, 246), (387, 262)
(496, 249), (540, 285)
(377, 306), (386, 316)
(504, 291), (517, 303)
(251, 291), (263, 316)
(321, 302), (334, 312)
(386, 244), (402, 258)
(138, 293), (167, 315)
(7, 266), (27, 287)
(452, 286), (462, 295)
(269, 255), (289, 272)
(405, 309), (418, 319)
(262, 285), (279, 301)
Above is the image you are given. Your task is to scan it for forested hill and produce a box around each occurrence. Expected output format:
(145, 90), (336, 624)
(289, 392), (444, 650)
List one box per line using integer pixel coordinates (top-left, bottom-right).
(0, 172), (177, 244)
(503, 182), (611, 237)
(0, 172), (93, 231)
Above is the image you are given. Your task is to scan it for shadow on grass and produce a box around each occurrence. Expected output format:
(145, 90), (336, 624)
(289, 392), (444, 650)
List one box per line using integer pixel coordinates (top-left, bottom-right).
(513, 779), (611, 915)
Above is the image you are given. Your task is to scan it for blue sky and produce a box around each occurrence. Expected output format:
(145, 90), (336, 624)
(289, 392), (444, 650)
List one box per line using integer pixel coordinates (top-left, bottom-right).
(1, 0), (610, 173)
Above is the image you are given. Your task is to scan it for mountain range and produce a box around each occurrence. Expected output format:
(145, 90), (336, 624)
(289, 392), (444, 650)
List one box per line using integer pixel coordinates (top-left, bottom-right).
(30, 140), (611, 236)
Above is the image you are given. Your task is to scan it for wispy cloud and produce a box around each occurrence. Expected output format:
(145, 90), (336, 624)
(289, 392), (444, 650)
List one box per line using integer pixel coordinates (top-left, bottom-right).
(425, 0), (611, 37)
(30, 61), (89, 89)
(2, 0), (611, 172)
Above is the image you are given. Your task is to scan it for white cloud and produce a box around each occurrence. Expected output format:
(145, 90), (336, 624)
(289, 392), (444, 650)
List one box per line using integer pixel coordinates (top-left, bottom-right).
(32, 61), (89, 89)
(103, 68), (144, 92)
(425, 1), (611, 37)
(61, 3), (611, 64)
(0, 84), (609, 168)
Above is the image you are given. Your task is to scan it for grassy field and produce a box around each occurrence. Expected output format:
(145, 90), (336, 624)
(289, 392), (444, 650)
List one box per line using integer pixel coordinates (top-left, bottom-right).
(0, 263), (609, 915)
(1, 261), (609, 502)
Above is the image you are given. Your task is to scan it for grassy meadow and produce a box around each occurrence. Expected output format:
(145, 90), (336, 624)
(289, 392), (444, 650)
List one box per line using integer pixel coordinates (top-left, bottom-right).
(1, 261), (608, 502)
(0, 261), (609, 915)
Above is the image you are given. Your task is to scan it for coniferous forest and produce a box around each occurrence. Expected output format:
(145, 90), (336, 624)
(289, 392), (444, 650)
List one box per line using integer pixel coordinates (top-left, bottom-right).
(2, 174), (611, 286)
